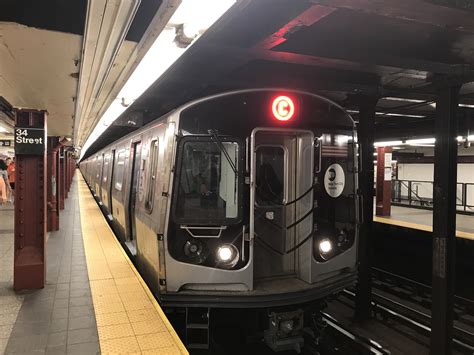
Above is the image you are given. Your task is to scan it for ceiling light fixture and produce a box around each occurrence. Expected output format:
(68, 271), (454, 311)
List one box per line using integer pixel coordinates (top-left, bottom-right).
(383, 97), (426, 103)
(376, 112), (426, 118)
(374, 140), (403, 147)
(79, 0), (236, 160)
(406, 138), (435, 145)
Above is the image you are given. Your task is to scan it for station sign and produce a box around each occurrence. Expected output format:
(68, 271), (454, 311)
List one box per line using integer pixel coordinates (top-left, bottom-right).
(14, 127), (45, 155)
(0, 140), (12, 147)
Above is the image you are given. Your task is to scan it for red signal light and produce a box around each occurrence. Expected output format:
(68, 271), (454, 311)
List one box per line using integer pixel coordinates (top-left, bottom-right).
(272, 96), (295, 121)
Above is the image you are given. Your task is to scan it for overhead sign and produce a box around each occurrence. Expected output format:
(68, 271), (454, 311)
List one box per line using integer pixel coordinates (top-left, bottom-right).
(0, 140), (12, 147)
(324, 163), (345, 198)
(15, 127), (45, 155)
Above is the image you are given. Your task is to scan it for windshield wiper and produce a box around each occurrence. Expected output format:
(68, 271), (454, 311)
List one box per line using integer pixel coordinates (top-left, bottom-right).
(208, 129), (238, 175)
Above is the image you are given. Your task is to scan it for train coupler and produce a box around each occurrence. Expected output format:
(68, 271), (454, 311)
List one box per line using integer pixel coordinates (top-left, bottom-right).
(264, 309), (305, 353)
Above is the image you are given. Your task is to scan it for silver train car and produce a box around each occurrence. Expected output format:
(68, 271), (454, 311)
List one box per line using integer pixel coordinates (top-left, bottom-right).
(80, 88), (359, 350)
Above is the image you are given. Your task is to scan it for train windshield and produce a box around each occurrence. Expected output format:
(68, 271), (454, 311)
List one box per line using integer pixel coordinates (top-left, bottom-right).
(174, 140), (240, 224)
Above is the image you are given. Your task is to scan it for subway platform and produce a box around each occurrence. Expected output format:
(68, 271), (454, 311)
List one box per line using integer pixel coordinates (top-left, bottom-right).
(0, 172), (187, 354)
(374, 205), (474, 240)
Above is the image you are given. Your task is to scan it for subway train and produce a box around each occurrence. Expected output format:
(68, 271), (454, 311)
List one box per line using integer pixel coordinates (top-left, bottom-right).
(80, 88), (359, 351)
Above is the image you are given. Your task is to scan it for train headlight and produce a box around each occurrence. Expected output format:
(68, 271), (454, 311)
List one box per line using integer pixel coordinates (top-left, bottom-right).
(183, 240), (208, 264)
(216, 244), (239, 269)
(318, 238), (333, 259)
(319, 239), (332, 253)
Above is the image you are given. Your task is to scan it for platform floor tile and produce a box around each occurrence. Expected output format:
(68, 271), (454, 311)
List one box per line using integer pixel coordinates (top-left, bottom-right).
(0, 205), (23, 354)
(2, 175), (101, 354)
(77, 174), (188, 354)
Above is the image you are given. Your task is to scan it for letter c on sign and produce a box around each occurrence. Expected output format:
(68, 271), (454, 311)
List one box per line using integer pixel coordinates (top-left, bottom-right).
(272, 96), (295, 121)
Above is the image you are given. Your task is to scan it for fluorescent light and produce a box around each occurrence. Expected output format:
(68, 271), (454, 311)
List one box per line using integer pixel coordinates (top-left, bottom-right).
(374, 141), (403, 147)
(406, 138), (435, 145)
(80, 0), (236, 159)
(347, 109), (425, 118)
(383, 100), (474, 109)
(458, 135), (474, 142)
(376, 112), (425, 118)
(374, 136), (472, 148)
(0, 127), (8, 133)
(383, 97), (426, 103)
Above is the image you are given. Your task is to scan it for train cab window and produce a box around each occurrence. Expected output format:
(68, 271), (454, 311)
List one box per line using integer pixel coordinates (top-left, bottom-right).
(114, 151), (126, 191)
(145, 140), (159, 213)
(256, 146), (284, 206)
(174, 139), (241, 224)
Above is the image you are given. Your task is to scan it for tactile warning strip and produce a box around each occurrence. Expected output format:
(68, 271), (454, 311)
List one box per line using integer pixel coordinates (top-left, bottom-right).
(77, 174), (188, 354)
(373, 215), (474, 240)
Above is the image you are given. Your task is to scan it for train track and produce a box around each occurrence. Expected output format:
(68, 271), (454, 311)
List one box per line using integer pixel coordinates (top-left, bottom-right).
(317, 312), (391, 355)
(372, 267), (474, 328)
(333, 268), (474, 354)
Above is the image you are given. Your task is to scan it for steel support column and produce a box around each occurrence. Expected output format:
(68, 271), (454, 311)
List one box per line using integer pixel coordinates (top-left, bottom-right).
(64, 151), (69, 198)
(375, 146), (392, 216)
(355, 95), (378, 321)
(59, 147), (65, 207)
(430, 85), (460, 355)
(47, 137), (60, 231)
(67, 152), (72, 192)
(14, 109), (47, 290)
(70, 153), (75, 185)
(67, 151), (73, 191)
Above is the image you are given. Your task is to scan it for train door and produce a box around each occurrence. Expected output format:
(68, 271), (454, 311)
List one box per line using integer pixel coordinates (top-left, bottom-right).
(98, 153), (105, 202)
(95, 155), (103, 195)
(251, 128), (314, 281)
(108, 150), (115, 216)
(128, 141), (142, 254)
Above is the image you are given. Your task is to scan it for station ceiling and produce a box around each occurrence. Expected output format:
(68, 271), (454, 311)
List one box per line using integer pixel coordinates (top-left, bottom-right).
(1, 0), (474, 155)
(0, 0), (170, 138)
(87, 0), (474, 156)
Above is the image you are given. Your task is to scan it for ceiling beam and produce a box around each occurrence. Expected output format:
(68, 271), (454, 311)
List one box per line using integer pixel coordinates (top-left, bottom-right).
(254, 4), (336, 49)
(199, 43), (473, 88)
(311, 0), (474, 34)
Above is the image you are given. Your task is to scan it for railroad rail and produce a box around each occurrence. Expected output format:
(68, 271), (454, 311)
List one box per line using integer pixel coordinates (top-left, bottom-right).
(300, 311), (391, 355)
(372, 267), (474, 328)
(338, 289), (474, 354)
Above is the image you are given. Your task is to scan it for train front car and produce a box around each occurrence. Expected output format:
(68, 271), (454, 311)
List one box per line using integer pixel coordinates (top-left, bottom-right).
(163, 89), (358, 350)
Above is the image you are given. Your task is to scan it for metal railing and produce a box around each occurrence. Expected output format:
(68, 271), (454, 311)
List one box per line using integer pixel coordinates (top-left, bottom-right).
(391, 179), (474, 214)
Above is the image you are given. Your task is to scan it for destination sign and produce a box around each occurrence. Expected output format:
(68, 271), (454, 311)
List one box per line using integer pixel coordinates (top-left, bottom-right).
(15, 127), (45, 155)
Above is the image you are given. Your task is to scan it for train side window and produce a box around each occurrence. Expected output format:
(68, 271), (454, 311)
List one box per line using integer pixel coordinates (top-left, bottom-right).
(96, 155), (102, 179)
(114, 151), (126, 191)
(103, 154), (109, 183)
(145, 140), (159, 213)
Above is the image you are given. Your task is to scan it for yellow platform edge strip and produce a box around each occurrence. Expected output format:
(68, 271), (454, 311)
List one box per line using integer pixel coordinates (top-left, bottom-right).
(374, 216), (474, 241)
(77, 173), (189, 354)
